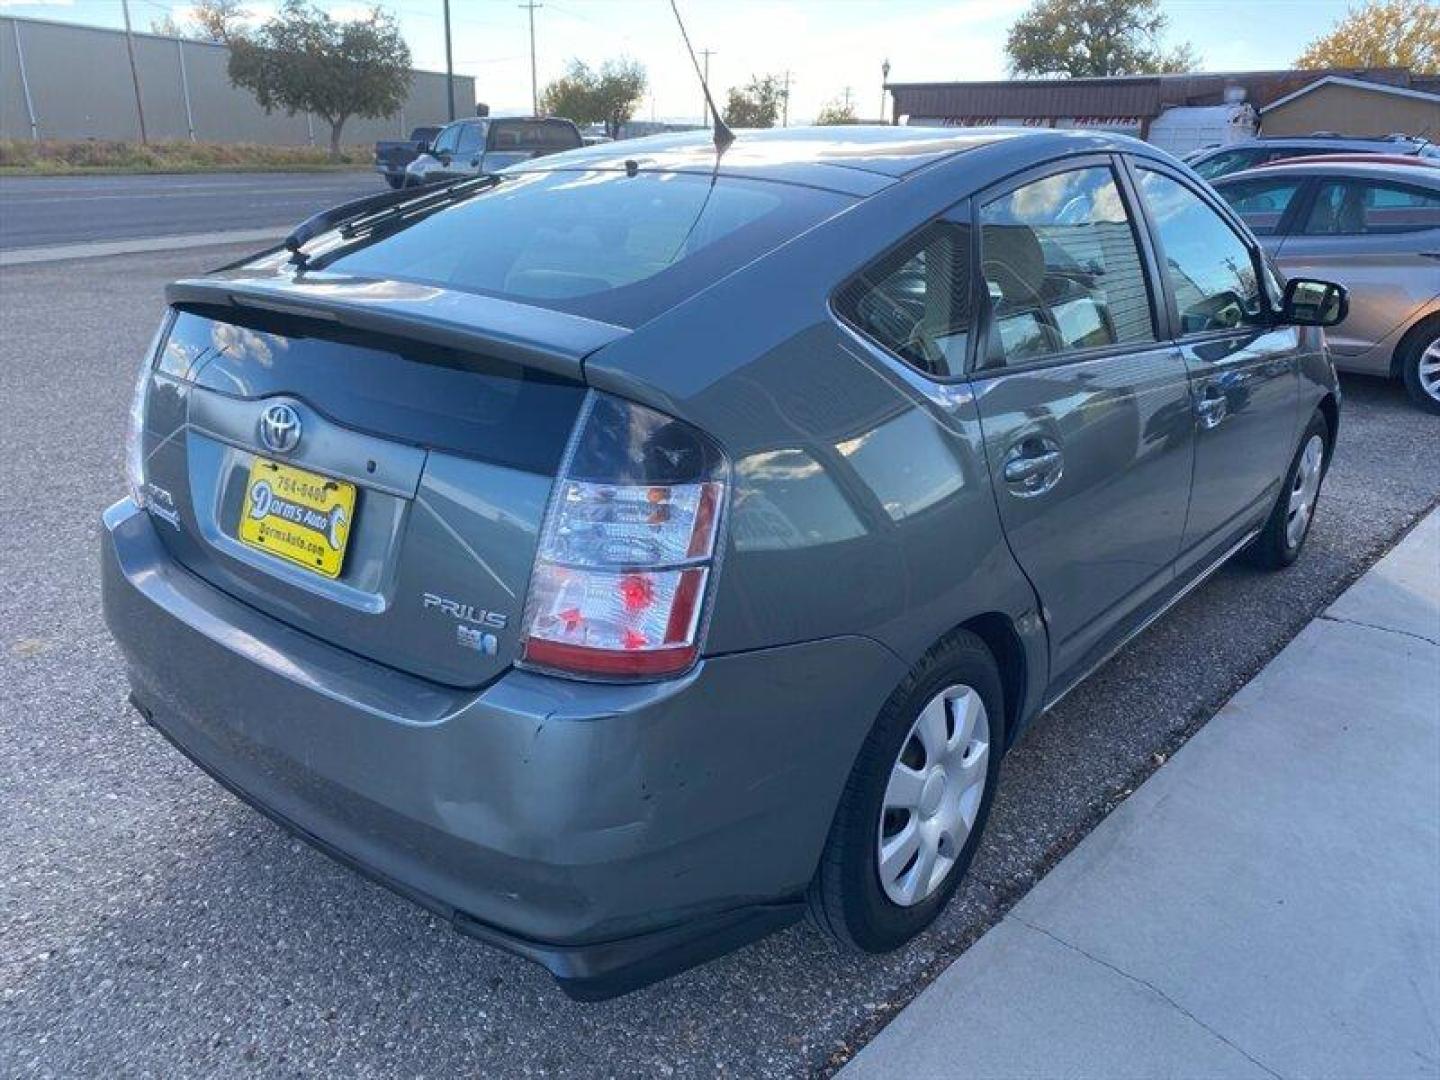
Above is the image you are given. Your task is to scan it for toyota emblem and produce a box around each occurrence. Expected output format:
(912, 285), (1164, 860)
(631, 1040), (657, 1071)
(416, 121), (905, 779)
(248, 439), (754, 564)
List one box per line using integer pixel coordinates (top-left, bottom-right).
(258, 403), (302, 455)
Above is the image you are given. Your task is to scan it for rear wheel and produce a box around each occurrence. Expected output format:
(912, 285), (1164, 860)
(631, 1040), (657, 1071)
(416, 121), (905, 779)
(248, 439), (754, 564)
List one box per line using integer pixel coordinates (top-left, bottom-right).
(384, 174), (405, 190)
(1246, 411), (1330, 570)
(1400, 322), (1440, 415)
(807, 631), (1004, 952)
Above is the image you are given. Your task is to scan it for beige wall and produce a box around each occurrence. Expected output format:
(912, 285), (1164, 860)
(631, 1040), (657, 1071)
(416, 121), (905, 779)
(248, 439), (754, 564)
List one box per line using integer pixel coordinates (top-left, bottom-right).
(2, 16), (474, 144)
(1262, 83), (1440, 139)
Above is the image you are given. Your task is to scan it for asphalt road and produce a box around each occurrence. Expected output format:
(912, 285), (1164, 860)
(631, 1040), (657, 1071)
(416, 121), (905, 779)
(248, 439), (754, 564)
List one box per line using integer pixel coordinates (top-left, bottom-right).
(0, 172), (379, 250)
(2, 244), (1437, 1078)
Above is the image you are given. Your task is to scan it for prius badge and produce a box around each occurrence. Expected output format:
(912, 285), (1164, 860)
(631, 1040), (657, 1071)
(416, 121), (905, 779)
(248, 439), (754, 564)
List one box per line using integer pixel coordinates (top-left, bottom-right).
(422, 592), (506, 656)
(259, 403), (302, 455)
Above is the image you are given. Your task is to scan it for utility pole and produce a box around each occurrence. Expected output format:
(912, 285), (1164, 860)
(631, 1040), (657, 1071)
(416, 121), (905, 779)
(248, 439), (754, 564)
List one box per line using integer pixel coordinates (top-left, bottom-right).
(699, 48), (715, 124)
(519, 1), (542, 115)
(120, 0), (148, 144)
(443, 0), (455, 121)
(880, 58), (890, 124)
(782, 70), (792, 127)
(842, 86), (853, 115)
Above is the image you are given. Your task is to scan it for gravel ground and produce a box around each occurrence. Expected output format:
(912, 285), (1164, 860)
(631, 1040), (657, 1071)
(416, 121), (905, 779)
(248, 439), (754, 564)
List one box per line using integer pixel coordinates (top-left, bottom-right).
(2, 246), (1437, 1079)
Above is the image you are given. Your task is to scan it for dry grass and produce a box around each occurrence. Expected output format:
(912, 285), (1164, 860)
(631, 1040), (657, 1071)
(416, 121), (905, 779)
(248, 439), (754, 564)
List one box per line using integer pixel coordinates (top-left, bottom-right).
(0, 139), (372, 175)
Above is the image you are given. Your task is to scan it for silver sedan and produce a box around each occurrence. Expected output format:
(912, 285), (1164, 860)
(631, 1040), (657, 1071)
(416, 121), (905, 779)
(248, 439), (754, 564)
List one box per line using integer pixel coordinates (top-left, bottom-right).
(1214, 160), (1440, 412)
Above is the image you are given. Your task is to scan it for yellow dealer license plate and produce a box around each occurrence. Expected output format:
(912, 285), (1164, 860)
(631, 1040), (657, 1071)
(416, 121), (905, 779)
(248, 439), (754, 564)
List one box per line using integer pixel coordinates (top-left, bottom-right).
(239, 458), (355, 579)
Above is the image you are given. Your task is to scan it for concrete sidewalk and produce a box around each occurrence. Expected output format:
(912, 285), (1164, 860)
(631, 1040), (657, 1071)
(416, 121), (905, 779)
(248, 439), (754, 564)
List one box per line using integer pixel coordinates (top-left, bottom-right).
(842, 509), (1440, 1080)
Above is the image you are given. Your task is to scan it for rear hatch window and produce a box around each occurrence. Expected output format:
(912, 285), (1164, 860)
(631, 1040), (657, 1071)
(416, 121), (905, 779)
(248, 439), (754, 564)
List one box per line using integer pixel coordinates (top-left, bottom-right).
(488, 119), (580, 151)
(311, 169), (852, 327)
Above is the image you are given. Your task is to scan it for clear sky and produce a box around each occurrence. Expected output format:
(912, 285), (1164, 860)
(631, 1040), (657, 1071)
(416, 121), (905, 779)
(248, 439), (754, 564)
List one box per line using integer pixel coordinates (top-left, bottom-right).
(0, 0), (1361, 124)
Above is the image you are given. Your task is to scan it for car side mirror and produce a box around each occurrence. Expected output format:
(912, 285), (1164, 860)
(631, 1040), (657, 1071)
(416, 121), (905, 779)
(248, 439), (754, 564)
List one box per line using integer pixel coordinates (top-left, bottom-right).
(1281, 278), (1347, 328)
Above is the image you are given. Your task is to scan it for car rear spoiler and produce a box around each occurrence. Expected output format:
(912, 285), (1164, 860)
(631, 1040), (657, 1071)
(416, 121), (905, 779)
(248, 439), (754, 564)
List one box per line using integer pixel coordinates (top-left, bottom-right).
(165, 276), (627, 382)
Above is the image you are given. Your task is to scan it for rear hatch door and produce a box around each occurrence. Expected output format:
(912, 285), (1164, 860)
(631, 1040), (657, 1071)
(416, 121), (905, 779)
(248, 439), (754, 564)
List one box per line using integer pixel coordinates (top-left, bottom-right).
(142, 278), (621, 688)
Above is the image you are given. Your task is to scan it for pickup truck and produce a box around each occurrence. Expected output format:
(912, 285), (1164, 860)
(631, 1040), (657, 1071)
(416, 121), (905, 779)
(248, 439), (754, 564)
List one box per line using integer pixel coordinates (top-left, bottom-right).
(373, 127), (442, 189)
(404, 117), (583, 187)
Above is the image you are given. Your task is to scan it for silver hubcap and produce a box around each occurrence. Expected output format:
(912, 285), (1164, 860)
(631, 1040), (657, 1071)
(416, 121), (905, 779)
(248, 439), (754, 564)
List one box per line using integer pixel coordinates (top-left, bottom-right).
(1286, 434), (1325, 549)
(877, 685), (990, 907)
(1419, 338), (1440, 404)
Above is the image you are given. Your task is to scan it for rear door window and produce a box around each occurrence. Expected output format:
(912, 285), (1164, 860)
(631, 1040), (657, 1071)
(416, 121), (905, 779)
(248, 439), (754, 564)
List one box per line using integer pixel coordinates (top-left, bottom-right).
(1218, 176), (1306, 235)
(1136, 168), (1267, 335)
(454, 123), (484, 157)
(833, 220), (973, 377)
(1302, 179), (1440, 235)
(978, 165), (1156, 368)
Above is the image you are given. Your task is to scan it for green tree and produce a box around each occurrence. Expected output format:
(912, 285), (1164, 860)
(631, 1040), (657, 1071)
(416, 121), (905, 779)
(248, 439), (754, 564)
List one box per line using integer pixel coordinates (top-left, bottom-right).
(541, 58), (647, 138)
(1006, 0), (1198, 77)
(152, 0), (249, 43)
(1297, 0), (1439, 74)
(227, 1), (412, 160)
(722, 75), (785, 128)
(816, 97), (858, 125)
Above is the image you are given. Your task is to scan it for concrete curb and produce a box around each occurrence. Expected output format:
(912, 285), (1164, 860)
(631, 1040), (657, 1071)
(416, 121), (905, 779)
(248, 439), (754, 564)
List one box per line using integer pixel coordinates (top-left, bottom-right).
(0, 228), (284, 267)
(840, 508), (1440, 1078)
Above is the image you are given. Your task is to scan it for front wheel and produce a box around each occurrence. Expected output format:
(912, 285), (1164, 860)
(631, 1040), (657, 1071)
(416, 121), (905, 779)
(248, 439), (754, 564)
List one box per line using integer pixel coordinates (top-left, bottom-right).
(1400, 323), (1440, 415)
(807, 630), (1004, 952)
(1246, 411), (1330, 570)
(384, 173), (405, 190)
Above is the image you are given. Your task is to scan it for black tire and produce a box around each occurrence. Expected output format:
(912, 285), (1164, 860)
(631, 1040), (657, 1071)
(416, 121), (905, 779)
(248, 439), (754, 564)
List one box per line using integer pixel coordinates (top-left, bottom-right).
(1246, 410), (1331, 570)
(1399, 318), (1440, 416)
(384, 174), (405, 190)
(807, 630), (1005, 952)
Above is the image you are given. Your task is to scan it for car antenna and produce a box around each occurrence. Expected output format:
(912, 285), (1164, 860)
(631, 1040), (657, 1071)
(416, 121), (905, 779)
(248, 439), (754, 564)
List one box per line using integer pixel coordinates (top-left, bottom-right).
(668, 0), (734, 154)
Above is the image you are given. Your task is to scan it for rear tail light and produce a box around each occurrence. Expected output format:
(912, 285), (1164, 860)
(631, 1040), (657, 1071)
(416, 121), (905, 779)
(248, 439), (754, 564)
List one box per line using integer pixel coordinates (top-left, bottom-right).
(520, 392), (729, 680)
(124, 312), (174, 509)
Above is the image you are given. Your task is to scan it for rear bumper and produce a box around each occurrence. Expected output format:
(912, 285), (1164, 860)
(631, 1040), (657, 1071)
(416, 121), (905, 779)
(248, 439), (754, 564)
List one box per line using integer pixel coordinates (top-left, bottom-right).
(101, 499), (903, 997)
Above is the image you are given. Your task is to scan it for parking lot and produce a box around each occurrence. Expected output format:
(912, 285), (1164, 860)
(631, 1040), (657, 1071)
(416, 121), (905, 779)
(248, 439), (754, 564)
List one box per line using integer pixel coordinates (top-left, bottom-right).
(1, 242), (1436, 1078)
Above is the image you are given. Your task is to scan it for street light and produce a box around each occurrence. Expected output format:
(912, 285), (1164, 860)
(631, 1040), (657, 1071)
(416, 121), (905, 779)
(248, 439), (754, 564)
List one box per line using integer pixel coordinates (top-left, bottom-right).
(880, 58), (890, 125)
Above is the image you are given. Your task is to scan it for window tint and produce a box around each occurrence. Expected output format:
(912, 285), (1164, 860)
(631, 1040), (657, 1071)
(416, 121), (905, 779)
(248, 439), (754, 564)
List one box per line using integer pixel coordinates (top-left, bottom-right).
(978, 166), (1154, 367)
(1256, 147), (1331, 166)
(432, 123), (462, 155)
(490, 120), (581, 151)
(1193, 149), (1261, 180)
(833, 221), (973, 377)
(1137, 169), (1267, 335)
(317, 170), (849, 329)
(1217, 176), (1305, 235)
(1302, 179), (1440, 235)
(455, 123), (484, 156)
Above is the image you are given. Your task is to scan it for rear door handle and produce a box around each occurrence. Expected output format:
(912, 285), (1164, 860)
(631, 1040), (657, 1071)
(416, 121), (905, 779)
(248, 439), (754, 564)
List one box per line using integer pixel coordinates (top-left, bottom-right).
(1002, 441), (1064, 497)
(1195, 385), (1228, 429)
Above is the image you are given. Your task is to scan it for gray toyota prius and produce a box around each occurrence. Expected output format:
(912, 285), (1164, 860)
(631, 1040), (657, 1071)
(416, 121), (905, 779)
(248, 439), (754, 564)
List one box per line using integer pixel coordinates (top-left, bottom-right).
(103, 126), (1346, 999)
